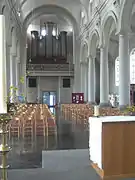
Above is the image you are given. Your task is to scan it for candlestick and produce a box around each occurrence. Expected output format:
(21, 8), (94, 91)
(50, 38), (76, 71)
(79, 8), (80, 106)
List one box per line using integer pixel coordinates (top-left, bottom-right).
(0, 114), (11, 180)
(0, 15), (7, 113)
(94, 105), (100, 117)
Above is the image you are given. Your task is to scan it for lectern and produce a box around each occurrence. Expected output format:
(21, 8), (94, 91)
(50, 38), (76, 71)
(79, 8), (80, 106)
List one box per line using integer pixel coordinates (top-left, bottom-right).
(89, 116), (135, 180)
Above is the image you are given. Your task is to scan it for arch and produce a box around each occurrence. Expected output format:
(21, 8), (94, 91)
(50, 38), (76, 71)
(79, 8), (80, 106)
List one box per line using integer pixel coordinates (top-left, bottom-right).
(1, 5), (6, 14)
(101, 11), (117, 32)
(89, 29), (100, 57)
(118, 0), (134, 33)
(101, 10), (118, 47)
(23, 4), (79, 35)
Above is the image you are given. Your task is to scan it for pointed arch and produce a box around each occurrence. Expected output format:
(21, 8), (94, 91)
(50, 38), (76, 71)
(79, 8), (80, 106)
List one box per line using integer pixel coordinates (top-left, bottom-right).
(118, 0), (134, 33)
(101, 10), (118, 46)
(89, 29), (100, 57)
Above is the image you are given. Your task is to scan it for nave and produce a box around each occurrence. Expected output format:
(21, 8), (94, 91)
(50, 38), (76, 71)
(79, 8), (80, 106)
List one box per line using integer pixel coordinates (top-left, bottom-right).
(3, 103), (135, 180)
(4, 104), (88, 169)
(1, 104), (135, 180)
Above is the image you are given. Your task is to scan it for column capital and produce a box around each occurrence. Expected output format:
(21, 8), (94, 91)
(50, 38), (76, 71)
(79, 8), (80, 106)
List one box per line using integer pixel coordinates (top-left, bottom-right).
(10, 53), (17, 57)
(88, 55), (96, 61)
(80, 61), (87, 65)
(116, 23), (132, 35)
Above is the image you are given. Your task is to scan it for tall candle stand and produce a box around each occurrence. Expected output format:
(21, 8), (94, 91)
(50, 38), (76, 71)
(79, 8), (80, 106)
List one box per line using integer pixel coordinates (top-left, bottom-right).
(0, 114), (11, 180)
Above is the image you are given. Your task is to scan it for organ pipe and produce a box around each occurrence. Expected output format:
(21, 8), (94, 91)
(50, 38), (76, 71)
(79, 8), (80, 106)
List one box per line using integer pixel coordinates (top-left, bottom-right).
(46, 22), (53, 57)
(31, 31), (39, 58)
(52, 37), (57, 57)
(38, 37), (45, 56)
(28, 23), (71, 61)
(60, 31), (67, 57)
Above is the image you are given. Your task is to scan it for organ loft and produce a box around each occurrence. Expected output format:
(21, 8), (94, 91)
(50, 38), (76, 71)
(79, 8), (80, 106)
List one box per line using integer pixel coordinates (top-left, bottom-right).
(27, 22), (73, 64)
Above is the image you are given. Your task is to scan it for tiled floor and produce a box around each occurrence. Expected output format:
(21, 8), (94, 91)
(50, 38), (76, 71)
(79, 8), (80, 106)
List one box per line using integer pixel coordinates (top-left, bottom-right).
(1, 109), (135, 179)
(4, 109), (88, 169)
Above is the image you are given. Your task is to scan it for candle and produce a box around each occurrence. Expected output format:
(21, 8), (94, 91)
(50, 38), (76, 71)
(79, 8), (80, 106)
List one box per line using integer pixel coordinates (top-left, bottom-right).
(0, 15), (7, 113)
(94, 105), (99, 117)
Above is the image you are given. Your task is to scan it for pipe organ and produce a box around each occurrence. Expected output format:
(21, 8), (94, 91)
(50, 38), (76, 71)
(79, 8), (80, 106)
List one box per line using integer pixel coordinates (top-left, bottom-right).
(28, 22), (71, 63)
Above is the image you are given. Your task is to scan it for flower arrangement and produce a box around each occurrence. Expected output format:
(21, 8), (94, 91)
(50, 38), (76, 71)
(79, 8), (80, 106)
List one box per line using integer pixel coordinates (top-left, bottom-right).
(6, 72), (31, 114)
(123, 106), (135, 116)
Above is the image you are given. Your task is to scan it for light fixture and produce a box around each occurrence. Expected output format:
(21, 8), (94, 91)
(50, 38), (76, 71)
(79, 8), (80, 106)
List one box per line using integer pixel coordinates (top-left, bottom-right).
(52, 30), (56, 36)
(69, 27), (73, 32)
(41, 29), (46, 36)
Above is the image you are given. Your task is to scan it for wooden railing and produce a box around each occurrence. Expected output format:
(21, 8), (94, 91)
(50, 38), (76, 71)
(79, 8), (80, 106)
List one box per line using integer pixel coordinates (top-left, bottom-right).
(26, 64), (74, 72)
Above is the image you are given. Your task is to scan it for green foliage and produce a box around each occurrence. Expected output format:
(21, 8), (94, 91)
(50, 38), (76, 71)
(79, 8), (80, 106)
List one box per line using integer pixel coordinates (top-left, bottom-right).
(123, 106), (135, 115)
(20, 76), (24, 84)
(7, 74), (26, 104)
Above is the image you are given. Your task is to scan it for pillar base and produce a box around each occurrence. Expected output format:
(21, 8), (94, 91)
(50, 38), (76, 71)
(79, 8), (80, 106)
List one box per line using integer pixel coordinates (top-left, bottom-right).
(88, 101), (97, 105)
(99, 102), (112, 107)
(119, 105), (129, 111)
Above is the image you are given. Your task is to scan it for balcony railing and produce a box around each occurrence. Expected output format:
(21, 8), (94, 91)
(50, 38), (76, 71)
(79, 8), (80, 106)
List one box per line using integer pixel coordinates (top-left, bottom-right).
(26, 64), (74, 72)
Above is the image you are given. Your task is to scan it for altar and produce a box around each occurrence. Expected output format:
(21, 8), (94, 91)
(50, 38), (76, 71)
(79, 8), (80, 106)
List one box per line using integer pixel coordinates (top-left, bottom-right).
(89, 116), (135, 180)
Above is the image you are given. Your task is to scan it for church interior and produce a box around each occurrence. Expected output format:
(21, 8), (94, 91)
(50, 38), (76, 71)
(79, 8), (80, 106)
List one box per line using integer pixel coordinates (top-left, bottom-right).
(0, 0), (135, 180)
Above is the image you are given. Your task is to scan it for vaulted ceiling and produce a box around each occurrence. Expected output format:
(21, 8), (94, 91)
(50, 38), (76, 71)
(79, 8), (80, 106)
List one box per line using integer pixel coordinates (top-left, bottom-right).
(18, 0), (85, 32)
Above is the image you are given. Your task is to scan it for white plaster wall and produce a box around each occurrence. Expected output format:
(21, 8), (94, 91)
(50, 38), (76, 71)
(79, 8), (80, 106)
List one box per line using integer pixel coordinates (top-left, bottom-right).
(27, 87), (37, 102)
(27, 76), (73, 103)
(60, 77), (73, 103)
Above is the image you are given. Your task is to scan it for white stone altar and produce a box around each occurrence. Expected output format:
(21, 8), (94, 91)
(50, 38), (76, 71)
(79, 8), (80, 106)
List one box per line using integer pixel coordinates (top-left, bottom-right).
(89, 116), (135, 170)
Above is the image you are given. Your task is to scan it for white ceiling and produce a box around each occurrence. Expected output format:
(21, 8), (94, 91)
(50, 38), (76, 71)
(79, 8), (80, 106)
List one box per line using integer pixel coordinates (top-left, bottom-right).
(18, 0), (83, 32)
(27, 14), (73, 33)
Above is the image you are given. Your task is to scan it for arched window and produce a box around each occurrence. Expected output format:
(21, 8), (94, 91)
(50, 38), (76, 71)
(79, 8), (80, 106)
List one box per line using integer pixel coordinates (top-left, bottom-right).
(115, 48), (135, 86)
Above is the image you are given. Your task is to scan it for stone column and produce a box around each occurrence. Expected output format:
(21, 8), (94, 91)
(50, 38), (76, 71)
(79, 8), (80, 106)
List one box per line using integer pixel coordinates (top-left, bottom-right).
(16, 59), (20, 97)
(0, 15), (7, 113)
(109, 61), (115, 94)
(80, 62), (84, 93)
(119, 33), (130, 107)
(37, 76), (41, 103)
(26, 77), (29, 102)
(84, 61), (88, 102)
(20, 36), (27, 101)
(80, 62), (88, 102)
(88, 56), (95, 104)
(58, 76), (61, 104)
(73, 60), (81, 93)
(100, 46), (109, 106)
(10, 54), (16, 102)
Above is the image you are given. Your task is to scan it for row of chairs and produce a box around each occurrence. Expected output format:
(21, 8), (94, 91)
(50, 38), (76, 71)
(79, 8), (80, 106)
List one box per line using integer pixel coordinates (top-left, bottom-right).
(7, 104), (57, 138)
(61, 104), (125, 130)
